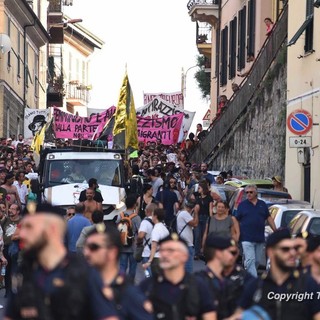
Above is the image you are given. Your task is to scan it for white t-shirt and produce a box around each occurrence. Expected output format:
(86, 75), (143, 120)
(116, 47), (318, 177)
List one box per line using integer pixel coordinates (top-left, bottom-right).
(151, 177), (163, 197)
(177, 210), (194, 247)
(138, 217), (154, 258)
(151, 222), (169, 258)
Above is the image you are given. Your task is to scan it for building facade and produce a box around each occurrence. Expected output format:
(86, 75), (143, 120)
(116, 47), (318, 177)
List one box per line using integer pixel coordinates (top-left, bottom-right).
(187, 0), (284, 118)
(285, 0), (320, 206)
(0, 0), (49, 137)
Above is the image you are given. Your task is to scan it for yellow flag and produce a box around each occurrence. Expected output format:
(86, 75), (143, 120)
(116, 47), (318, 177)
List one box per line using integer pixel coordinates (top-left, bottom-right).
(31, 124), (46, 155)
(113, 72), (138, 150)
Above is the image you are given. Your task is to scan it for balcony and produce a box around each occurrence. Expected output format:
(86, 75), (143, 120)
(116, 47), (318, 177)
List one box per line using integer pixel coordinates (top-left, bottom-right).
(187, 0), (219, 26)
(66, 82), (90, 106)
(196, 22), (212, 57)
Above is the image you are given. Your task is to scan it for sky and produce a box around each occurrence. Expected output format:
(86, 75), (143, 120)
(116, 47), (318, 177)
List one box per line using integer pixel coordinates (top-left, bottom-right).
(64, 0), (210, 134)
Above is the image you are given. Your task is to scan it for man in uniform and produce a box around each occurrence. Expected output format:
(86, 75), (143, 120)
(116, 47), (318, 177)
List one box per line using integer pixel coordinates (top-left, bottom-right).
(230, 228), (320, 320)
(223, 243), (255, 316)
(197, 234), (240, 319)
(83, 224), (153, 320)
(140, 233), (217, 320)
(4, 204), (119, 320)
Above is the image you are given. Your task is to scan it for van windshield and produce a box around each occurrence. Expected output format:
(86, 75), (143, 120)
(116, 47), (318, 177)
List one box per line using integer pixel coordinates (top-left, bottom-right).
(46, 159), (123, 187)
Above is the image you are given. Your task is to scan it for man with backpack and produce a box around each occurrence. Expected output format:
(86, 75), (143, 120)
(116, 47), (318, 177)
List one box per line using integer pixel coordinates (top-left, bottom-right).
(176, 200), (199, 273)
(139, 233), (217, 320)
(117, 194), (141, 281)
(137, 203), (157, 277)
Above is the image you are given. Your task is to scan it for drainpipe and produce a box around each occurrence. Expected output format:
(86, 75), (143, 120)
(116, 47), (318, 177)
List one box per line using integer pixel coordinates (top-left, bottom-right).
(23, 20), (36, 108)
(215, 0), (222, 110)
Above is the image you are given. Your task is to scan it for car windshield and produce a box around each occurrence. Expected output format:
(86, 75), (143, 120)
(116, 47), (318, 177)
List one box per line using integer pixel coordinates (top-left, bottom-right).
(47, 159), (123, 187)
(308, 218), (320, 236)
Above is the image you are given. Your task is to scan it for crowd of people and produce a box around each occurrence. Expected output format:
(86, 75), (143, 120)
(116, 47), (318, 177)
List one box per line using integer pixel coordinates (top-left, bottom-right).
(0, 132), (318, 320)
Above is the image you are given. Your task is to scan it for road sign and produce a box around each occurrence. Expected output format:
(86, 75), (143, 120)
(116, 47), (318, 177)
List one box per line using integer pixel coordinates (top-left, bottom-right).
(202, 109), (211, 121)
(203, 120), (210, 127)
(287, 109), (312, 135)
(289, 136), (312, 148)
(297, 148), (305, 164)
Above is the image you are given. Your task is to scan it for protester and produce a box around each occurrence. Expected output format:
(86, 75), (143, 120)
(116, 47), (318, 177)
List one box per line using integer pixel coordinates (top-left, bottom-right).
(82, 188), (103, 221)
(79, 178), (104, 203)
(65, 202), (91, 253)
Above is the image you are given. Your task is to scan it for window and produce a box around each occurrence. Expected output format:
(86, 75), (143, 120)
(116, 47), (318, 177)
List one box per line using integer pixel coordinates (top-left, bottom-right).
(288, 0), (314, 53)
(215, 29), (219, 78)
(34, 52), (39, 98)
(7, 18), (11, 67)
(247, 0), (256, 55)
(238, 6), (246, 70)
(305, 0), (314, 52)
(18, 33), (21, 78)
(220, 26), (228, 86)
(229, 17), (237, 79)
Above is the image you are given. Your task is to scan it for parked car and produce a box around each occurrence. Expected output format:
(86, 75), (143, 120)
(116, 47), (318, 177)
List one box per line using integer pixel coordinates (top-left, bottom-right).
(229, 188), (292, 216)
(211, 184), (237, 203)
(289, 210), (320, 237)
(265, 201), (313, 238)
(224, 179), (274, 189)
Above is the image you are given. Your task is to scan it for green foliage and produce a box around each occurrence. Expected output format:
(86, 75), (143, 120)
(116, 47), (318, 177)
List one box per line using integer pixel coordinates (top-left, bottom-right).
(194, 55), (211, 98)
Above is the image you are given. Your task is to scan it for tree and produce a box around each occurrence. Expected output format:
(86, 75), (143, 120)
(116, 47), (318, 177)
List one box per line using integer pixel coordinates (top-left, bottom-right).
(194, 55), (211, 99)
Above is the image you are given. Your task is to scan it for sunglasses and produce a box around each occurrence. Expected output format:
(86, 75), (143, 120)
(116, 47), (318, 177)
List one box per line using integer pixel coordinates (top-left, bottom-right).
(229, 250), (238, 256)
(245, 191), (254, 194)
(67, 213), (75, 217)
(276, 246), (298, 253)
(85, 243), (105, 252)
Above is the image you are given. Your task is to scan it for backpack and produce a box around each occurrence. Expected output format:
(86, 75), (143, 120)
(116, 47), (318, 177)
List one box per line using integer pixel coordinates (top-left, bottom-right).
(117, 212), (138, 247)
(168, 212), (188, 236)
(127, 175), (144, 197)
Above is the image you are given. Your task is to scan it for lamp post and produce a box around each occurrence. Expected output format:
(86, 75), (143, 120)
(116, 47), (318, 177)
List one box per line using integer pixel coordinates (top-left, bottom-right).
(181, 65), (199, 98)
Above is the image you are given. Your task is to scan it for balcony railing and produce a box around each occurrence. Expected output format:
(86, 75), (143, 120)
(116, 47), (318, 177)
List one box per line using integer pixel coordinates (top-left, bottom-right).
(196, 22), (212, 44)
(66, 83), (90, 105)
(189, 4), (288, 164)
(187, 0), (219, 11)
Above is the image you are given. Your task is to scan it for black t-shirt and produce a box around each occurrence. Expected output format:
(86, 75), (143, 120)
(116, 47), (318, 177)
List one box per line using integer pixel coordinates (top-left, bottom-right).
(196, 195), (213, 216)
(79, 189), (104, 203)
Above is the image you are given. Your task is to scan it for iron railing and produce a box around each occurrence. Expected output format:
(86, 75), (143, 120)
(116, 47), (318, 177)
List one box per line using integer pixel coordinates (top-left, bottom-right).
(189, 4), (288, 164)
(66, 83), (90, 104)
(187, 0), (219, 11)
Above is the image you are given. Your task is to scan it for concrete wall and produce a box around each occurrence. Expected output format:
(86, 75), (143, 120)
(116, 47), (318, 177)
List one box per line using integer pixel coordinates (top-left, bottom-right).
(210, 52), (287, 180)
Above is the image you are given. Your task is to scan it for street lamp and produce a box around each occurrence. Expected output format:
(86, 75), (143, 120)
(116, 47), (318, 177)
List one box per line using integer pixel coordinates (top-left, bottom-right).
(181, 65), (203, 98)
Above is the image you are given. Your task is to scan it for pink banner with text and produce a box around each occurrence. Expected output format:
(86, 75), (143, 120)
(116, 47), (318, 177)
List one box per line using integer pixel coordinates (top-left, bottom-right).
(137, 113), (183, 145)
(53, 107), (115, 139)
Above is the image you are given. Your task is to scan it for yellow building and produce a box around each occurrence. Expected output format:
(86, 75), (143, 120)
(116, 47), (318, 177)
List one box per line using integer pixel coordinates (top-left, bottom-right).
(286, 0), (320, 205)
(187, 0), (284, 119)
(47, 4), (104, 116)
(0, 0), (49, 137)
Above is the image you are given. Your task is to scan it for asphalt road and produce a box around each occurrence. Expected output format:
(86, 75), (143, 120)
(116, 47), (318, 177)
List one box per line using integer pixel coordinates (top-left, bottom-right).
(0, 259), (206, 319)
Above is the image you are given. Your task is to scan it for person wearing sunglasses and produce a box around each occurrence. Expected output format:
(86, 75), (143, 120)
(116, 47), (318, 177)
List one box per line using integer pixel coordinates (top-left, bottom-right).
(83, 225), (153, 320)
(4, 204), (119, 320)
(236, 185), (276, 277)
(197, 234), (239, 320)
(223, 245), (255, 316)
(231, 228), (320, 320)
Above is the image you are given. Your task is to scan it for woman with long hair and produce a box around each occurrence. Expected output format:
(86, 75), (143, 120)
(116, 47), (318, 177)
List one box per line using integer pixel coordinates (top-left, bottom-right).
(193, 180), (213, 260)
(136, 184), (162, 219)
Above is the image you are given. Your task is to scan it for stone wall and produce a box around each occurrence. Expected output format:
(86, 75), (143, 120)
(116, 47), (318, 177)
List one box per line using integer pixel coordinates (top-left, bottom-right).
(210, 54), (287, 179)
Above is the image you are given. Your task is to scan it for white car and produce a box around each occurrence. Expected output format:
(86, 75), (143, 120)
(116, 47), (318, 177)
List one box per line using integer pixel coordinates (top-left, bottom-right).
(265, 201), (313, 239)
